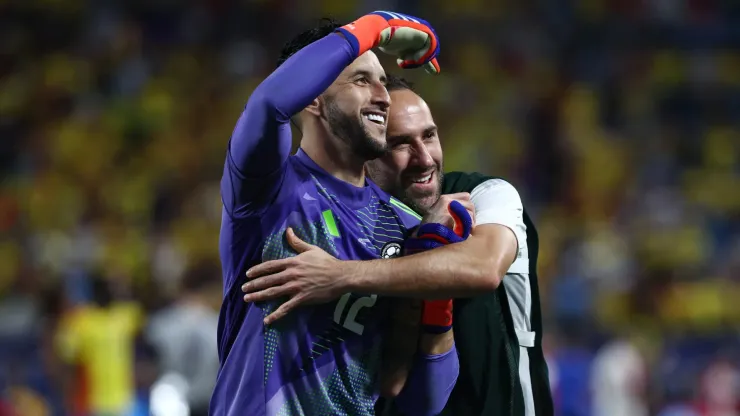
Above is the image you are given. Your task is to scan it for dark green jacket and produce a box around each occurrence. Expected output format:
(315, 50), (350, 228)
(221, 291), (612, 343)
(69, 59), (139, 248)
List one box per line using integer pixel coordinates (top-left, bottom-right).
(380, 171), (553, 416)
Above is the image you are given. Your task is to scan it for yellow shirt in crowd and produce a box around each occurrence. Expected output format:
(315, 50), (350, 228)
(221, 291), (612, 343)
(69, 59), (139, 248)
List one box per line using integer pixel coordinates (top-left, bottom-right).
(56, 302), (142, 414)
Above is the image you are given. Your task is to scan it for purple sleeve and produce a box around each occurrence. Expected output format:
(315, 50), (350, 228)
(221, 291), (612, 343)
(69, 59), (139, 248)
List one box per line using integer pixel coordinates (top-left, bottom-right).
(394, 344), (459, 416)
(222, 33), (355, 216)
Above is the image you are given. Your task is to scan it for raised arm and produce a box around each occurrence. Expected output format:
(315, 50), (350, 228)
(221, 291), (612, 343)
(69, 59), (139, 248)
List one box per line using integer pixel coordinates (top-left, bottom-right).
(222, 34), (355, 215)
(223, 11), (444, 216)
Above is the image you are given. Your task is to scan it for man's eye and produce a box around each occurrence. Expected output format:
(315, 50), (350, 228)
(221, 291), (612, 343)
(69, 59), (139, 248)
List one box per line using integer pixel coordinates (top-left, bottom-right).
(355, 77), (369, 85)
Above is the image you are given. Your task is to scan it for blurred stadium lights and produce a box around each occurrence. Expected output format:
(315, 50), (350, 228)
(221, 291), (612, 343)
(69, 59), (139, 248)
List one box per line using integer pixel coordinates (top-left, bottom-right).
(149, 372), (191, 416)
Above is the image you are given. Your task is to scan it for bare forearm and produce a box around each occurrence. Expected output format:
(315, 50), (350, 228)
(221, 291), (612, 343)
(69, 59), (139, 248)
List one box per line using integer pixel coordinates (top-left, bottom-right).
(348, 237), (501, 298)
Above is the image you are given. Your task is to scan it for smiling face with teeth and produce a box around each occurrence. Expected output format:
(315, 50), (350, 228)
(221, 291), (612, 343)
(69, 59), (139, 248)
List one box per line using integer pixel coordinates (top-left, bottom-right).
(366, 88), (443, 214)
(309, 51), (391, 162)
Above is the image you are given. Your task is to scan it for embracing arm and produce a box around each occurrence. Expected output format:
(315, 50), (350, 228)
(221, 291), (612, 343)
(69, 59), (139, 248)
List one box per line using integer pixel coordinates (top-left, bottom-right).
(349, 179), (523, 298)
(242, 181), (523, 322)
(222, 34), (355, 213)
(348, 223), (516, 298)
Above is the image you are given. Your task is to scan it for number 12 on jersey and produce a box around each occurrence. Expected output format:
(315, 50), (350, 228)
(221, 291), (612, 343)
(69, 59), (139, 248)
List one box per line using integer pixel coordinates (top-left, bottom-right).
(333, 293), (378, 335)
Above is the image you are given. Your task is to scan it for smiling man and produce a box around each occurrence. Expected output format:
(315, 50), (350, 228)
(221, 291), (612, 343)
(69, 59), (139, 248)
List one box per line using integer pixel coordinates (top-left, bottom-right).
(243, 74), (554, 416)
(211, 14), (465, 416)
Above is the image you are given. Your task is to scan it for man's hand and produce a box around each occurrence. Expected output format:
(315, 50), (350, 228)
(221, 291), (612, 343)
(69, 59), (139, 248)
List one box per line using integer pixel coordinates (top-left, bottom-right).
(336, 11), (441, 74)
(243, 228), (351, 325)
(406, 199), (473, 333)
(419, 193), (476, 232)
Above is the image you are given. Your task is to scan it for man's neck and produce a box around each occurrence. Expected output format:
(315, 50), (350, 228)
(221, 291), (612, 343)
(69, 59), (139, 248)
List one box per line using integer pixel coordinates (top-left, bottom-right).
(301, 135), (366, 187)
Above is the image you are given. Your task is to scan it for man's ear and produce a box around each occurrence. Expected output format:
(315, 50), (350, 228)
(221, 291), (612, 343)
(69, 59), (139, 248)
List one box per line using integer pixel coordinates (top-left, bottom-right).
(305, 97), (321, 117)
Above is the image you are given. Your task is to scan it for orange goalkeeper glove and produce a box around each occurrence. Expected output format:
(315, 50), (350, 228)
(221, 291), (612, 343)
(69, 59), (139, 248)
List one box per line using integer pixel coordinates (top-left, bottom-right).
(335, 11), (441, 74)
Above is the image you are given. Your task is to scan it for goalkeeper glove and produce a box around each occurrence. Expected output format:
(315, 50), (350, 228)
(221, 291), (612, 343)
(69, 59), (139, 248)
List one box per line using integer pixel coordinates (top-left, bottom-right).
(403, 200), (473, 333)
(335, 11), (441, 74)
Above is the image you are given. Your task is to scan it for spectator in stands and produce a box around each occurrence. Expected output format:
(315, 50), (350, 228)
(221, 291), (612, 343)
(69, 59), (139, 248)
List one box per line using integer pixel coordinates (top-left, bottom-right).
(146, 262), (220, 416)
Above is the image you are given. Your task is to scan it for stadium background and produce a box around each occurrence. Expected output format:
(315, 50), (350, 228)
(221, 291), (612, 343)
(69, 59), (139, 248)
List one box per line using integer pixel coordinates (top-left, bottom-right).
(1, 0), (739, 415)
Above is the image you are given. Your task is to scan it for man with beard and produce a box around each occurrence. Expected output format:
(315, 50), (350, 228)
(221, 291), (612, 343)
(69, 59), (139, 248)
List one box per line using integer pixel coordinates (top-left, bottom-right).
(243, 75), (554, 416)
(212, 14), (464, 416)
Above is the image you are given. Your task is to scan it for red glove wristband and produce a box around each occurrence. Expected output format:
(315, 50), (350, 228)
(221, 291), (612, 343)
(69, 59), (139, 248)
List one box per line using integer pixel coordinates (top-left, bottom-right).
(421, 299), (453, 333)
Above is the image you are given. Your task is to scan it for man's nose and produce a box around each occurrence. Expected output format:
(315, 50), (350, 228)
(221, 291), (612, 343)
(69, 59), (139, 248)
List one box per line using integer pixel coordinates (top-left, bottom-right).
(411, 140), (434, 168)
(370, 81), (390, 111)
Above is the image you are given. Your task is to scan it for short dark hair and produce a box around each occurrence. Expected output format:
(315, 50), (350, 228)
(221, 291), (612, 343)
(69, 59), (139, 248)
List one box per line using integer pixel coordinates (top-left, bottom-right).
(277, 18), (343, 68)
(385, 73), (416, 93)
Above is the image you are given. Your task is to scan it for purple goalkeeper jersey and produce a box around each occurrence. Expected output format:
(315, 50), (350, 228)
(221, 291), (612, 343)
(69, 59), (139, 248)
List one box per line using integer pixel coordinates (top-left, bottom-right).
(211, 33), (422, 416)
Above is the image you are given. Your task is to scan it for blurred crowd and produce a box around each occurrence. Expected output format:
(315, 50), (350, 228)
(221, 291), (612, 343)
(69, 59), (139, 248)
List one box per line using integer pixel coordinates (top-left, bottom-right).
(1, 0), (739, 415)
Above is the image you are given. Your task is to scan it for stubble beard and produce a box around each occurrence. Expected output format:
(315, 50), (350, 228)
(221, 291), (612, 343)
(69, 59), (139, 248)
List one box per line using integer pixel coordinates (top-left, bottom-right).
(400, 168), (444, 216)
(322, 95), (388, 161)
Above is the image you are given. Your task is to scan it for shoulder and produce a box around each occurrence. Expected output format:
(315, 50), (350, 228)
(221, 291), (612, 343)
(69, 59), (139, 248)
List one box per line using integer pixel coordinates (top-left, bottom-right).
(222, 156), (303, 219)
(442, 171), (497, 194)
(470, 178), (522, 207)
(260, 158), (313, 209)
(387, 196), (421, 226)
(113, 301), (142, 317)
(59, 307), (90, 331)
(112, 302), (144, 329)
(368, 180), (422, 229)
(467, 177), (525, 234)
(444, 172), (522, 208)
